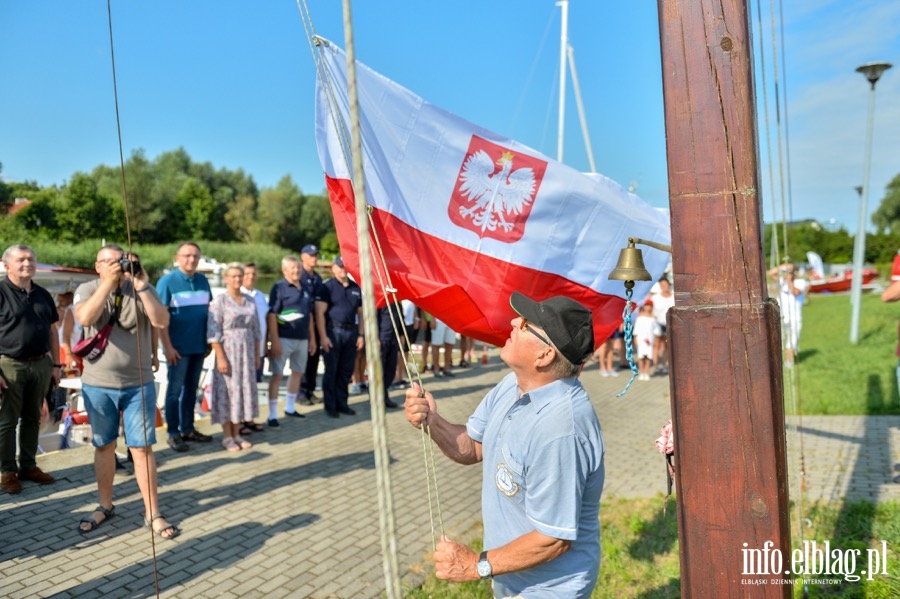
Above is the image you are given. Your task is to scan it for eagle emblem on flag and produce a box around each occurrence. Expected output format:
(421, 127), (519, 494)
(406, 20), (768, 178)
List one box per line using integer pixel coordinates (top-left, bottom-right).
(449, 136), (546, 242)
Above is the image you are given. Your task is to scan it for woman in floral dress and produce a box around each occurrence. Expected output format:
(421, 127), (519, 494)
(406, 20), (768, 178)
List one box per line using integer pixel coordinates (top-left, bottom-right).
(207, 264), (261, 451)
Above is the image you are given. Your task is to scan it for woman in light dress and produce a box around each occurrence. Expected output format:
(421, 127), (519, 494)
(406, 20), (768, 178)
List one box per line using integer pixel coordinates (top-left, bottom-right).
(207, 263), (261, 451)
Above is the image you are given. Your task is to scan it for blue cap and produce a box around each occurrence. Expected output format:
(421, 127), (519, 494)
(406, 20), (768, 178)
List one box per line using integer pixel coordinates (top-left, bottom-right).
(333, 256), (344, 268)
(301, 244), (319, 256)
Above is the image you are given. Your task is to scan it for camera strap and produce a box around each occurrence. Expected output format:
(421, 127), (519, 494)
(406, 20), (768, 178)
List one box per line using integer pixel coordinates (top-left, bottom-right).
(110, 288), (124, 328)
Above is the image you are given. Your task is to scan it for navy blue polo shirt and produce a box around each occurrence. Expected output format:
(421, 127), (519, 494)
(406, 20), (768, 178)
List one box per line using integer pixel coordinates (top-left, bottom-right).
(302, 268), (323, 302)
(377, 302), (404, 342)
(0, 277), (58, 359)
(268, 278), (313, 340)
(319, 278), (362, 328)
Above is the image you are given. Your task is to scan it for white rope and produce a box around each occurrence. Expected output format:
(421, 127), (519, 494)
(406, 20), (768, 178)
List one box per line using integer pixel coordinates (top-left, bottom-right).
(307, 23), (447, 549)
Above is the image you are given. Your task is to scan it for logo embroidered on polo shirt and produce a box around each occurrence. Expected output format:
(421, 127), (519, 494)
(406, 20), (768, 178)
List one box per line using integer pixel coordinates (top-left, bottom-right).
(495, 462), (519, 497)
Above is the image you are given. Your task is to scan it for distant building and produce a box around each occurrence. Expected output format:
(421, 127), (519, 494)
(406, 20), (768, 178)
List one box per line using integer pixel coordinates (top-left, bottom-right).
(7, 198), (32, 216)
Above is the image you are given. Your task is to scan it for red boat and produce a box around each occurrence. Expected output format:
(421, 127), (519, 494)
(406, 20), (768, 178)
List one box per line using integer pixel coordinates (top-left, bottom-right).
(806, 268), (879, 294)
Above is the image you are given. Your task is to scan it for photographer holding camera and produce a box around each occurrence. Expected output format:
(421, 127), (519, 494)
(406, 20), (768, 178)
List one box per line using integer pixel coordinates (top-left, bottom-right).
(73, 243), (179, 538)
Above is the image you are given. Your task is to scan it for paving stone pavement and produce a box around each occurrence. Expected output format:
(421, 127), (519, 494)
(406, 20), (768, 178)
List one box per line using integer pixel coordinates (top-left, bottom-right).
(2, 357), (898, 598)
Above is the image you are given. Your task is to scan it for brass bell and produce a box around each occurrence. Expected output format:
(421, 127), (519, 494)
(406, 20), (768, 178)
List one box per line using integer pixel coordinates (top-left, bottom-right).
(608, 240), (652, 282)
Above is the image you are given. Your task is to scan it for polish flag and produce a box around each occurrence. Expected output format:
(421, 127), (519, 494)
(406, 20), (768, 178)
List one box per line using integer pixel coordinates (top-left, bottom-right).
(314, 38), (670, 348)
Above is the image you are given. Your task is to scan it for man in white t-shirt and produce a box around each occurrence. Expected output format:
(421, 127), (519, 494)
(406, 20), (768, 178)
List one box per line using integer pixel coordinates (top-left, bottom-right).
(240, 262), (269, 432)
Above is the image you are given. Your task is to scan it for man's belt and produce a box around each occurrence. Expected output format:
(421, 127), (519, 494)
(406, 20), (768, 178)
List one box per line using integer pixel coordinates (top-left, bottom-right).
(332, 323), (358, 330)
(0, 354), (47, 362)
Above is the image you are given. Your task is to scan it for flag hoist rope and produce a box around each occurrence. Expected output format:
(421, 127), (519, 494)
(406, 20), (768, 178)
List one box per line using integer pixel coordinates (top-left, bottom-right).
(104, 1), (163, 596)
(299, 1), (448, 595)
(752, 0), (808, 580)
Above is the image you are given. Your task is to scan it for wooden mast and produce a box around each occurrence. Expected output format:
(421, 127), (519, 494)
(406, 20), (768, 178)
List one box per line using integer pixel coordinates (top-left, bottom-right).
(657, 0), (791, 595)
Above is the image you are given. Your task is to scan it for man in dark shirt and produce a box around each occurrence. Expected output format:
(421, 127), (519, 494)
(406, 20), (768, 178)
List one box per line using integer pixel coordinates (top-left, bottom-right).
(267, 255), (317, 425)
(299, 245), (324, 404)
(377, 300), (403, 410)
(316, 256), (364, 417)
(0, 244), (60, 494)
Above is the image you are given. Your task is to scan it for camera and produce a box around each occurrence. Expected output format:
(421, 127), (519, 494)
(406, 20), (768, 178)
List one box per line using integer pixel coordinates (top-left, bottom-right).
(117, 256), (143, 275)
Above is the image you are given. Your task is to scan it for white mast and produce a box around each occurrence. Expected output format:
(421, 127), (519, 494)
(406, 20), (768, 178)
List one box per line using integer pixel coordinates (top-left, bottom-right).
(567, 44), (597, 173)
(556, 0), (568, 162)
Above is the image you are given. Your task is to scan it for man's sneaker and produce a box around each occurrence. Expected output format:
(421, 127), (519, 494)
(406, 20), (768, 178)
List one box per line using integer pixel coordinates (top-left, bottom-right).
(181, 430), (213, 443)
(267, 418), (280, 428)
(441, 369), (454, 377)
(349, 383), (361, 394)
(434, 369), (444, 378)
(284, 410), (306, 419)
(167, 436), (189, 452)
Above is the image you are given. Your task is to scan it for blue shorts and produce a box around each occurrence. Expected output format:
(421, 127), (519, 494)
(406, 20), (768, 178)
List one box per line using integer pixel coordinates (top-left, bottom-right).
(81, 382), (158, 448)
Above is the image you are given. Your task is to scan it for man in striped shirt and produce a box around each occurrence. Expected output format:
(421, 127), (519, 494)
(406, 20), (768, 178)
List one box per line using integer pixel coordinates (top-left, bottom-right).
(156, 242), (213, 452)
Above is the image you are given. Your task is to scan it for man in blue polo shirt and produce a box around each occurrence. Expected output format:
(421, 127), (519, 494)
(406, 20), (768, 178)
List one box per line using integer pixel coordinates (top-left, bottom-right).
(405, 292), (604, 597)
(266, 254), (317, 426)
(156, 241), (213, 452)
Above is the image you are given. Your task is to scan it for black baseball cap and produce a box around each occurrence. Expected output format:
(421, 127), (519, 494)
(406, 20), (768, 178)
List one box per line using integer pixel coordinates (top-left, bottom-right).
(510, 291), (594, 365)
(333, 256), (344, 268)
(301, 244), (319, 256)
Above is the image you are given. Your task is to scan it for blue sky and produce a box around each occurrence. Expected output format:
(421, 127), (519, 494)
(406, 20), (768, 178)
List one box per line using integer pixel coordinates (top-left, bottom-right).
(1, 1), (897, 234)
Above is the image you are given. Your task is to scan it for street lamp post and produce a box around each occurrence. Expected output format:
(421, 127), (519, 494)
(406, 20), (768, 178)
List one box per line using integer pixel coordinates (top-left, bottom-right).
(850, 62), (892, 344)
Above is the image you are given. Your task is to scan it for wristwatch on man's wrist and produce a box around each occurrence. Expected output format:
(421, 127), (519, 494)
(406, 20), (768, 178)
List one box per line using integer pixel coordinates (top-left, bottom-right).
(476, 550), (493, 580)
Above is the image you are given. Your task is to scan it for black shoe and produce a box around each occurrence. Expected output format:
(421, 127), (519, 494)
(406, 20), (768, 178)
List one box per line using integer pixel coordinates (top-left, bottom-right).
(338, 407), (356, 415)
(284, 410), (306, 419)
(384, 400), (399, 409)
(441, 369), (455, 377)
(167, 436), (189, 452)
(181, 430), (212, 443)
(267, 418), (280, 428)
(326, 410), (340, 418)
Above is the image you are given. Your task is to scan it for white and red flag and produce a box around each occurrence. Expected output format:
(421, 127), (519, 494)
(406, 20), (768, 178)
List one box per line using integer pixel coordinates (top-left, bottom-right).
(314, 38), (670, 348)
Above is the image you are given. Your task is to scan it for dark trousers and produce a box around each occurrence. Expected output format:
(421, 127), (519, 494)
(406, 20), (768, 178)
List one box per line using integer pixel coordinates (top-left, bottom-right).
(322, 328), (357, 413)
(0, 356), (52, 473)
(302, 328), (320, 397)
(164, 353), (205, 436)
(381, 336), (400, 403)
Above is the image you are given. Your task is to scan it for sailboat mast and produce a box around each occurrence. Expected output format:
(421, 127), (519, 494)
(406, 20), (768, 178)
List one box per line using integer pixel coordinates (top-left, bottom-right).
(556, 0), (568, 162)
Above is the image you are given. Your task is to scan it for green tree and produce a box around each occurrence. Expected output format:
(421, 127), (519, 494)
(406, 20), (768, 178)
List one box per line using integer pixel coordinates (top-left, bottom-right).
(173, 177), (215, 240)
(0, 161), (10, 214)
(93, 150), (164, 243)
(256, 175), (305, 249)
(871, 173), (900, 233)
(298, 193), (333, 248)
(12, 189), (59, 235)
(225, 193), (258, 242)
(55, 173), (126, 242)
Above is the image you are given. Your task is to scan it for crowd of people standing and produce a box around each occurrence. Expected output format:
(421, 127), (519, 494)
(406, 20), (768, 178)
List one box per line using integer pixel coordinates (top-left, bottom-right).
(0, 242), (473, 508)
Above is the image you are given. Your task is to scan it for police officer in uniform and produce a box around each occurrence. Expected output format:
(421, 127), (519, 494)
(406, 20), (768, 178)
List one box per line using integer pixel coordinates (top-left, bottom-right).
(299, 245), (324, 404)
(315, 257), (364, 418)
(0, 244), (59, 494)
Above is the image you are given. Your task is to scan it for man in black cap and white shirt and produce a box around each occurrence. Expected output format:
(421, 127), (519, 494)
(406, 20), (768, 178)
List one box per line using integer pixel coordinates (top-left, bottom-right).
(405, 292), (605, 597)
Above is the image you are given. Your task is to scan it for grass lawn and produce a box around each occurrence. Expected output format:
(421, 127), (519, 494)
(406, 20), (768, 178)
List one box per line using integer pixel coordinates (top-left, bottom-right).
(795, 291), (900, 415)
(405, 498), (900, 598)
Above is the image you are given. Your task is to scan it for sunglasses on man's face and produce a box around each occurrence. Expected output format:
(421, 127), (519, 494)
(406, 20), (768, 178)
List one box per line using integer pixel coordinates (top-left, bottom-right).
(520, 318), (551, 346)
